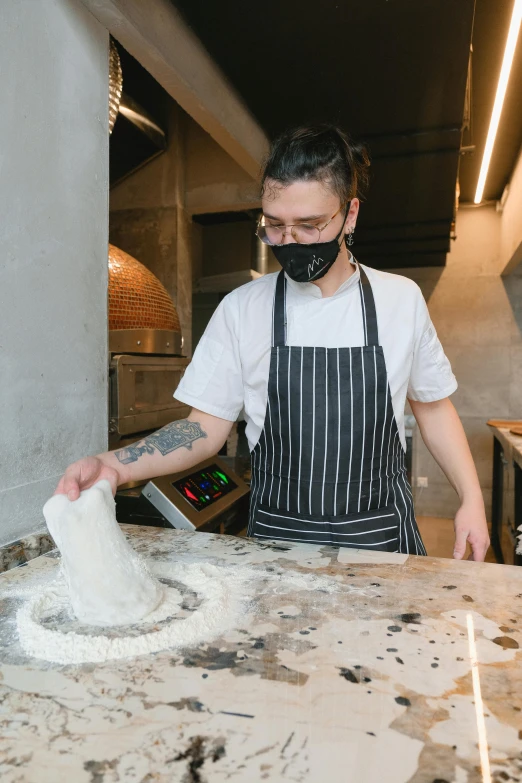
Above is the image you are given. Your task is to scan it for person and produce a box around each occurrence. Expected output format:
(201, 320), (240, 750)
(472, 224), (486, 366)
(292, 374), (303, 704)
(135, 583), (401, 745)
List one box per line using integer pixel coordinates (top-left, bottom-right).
(56, 124), (490, 561)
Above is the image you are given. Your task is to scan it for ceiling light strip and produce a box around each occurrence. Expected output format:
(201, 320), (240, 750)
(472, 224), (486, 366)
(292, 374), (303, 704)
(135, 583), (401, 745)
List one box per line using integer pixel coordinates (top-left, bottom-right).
(474, 0), (522, 204)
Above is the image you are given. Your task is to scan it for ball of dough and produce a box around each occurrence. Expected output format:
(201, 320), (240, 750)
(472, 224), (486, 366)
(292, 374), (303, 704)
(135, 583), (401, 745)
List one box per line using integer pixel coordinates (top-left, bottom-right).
(43, 480), (163, 626)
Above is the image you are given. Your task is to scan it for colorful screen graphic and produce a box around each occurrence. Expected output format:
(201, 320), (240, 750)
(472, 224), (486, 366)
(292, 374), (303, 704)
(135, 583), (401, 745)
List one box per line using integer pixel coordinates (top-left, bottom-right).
(172, 464), (237, 512)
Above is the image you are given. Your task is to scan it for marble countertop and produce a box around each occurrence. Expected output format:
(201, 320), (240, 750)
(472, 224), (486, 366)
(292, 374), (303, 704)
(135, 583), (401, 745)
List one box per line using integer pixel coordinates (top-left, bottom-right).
(489, 423), (522, 471)
(2, 527), (522, 782)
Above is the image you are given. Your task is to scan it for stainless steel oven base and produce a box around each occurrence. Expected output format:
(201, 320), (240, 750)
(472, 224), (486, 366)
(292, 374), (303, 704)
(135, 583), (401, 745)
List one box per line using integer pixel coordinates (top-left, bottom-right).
(109, 353), (190, 436)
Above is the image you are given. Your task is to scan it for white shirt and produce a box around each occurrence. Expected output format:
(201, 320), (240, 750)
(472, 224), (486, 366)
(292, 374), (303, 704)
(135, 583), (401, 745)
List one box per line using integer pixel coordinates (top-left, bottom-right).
(174, 261), (457, 451)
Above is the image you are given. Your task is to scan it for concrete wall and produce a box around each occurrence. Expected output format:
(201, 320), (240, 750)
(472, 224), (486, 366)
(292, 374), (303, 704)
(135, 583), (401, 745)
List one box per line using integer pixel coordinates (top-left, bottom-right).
(110, 104), (193, 354)
(185, 117), (261, 216)
(201, 222), (254, 277)
(501, 145), (522, 274)
(391, 202), (522, 520)
(0, 0), (109, 545)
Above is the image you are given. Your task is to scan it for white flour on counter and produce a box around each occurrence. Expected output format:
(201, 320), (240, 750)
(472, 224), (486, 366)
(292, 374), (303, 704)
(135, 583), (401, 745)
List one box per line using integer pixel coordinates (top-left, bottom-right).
(13, 556), (350, 665)
(12, 479), (257, 664)
(16, 560), (257, 665)
(13, 478), (347, 665)
(15, 560), (347, 665)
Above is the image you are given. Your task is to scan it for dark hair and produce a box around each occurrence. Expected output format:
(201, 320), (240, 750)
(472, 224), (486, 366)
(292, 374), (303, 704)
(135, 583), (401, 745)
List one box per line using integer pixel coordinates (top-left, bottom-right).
(261, 124), (370, 203)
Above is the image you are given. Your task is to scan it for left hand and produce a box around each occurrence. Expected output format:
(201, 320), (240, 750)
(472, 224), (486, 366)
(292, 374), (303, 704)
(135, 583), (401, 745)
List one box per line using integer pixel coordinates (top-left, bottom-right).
(453, 501), (490, 561)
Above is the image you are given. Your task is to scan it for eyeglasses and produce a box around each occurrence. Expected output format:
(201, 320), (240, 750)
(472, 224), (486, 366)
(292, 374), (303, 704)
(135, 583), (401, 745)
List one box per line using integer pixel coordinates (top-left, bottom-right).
(256, 203), (347, 246)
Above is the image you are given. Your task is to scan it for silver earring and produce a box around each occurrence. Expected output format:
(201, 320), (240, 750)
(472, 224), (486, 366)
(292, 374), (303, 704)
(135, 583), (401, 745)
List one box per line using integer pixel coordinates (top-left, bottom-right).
(347, 227), (355, 247)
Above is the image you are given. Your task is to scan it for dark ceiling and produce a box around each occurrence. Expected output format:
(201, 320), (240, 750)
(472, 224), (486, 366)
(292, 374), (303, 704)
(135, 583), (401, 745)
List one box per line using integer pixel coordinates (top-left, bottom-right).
(171, 0), (522, 270)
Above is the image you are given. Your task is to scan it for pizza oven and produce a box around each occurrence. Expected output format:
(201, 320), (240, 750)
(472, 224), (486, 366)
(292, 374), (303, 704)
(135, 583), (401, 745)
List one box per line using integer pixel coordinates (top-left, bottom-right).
(108, 244), (190, 449)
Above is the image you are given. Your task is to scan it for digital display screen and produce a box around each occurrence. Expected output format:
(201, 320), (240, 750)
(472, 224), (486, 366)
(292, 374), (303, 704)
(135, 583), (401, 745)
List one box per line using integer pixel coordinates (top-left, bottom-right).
(172, 464), (237, 512)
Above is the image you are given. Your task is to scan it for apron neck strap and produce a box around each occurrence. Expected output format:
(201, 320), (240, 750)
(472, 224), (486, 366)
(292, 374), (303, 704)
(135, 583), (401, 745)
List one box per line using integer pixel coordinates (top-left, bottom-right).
(358, 265), (379, 346)
(272, 265), (379, 347)
(272, 270), (287, 347)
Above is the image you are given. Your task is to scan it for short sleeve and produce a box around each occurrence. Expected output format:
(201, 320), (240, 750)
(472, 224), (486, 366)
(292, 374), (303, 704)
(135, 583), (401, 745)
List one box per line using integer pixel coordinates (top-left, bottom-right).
(407, 289), (458, 403)
(173, 293), (244, 421)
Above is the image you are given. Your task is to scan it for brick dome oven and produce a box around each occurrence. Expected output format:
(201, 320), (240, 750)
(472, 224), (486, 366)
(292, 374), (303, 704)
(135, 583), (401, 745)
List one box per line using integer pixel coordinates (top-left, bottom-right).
(108, 244), (180, 332)
(107, 244), (188, 442)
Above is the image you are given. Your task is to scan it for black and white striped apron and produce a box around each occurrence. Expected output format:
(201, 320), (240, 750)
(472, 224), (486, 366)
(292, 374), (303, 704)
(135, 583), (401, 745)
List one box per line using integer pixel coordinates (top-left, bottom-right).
(247, 265), (426, 555)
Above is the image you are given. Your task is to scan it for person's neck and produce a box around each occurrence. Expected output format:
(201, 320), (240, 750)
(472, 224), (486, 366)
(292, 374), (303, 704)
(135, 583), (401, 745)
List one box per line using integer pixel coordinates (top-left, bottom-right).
(312, 246), (356, 298)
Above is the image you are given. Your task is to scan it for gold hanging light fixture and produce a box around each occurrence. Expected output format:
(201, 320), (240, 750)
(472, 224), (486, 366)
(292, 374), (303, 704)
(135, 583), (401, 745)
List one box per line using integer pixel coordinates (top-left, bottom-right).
(108, 39), (123, 135)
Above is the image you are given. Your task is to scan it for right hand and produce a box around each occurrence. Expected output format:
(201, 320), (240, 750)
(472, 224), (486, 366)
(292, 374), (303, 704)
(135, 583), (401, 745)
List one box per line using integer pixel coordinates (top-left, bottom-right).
(54, 457), (121, 501)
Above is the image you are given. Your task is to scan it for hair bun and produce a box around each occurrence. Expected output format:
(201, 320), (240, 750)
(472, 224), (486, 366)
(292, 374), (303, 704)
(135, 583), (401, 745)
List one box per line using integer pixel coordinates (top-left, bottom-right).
(262, 123), (371, 201)
(350, 141), (371, 169)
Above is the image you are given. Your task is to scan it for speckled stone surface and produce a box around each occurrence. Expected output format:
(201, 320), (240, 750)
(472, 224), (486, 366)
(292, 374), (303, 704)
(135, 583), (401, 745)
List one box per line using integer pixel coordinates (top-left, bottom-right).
(0, 530), (54, 573)
(1, 526), (522, 782)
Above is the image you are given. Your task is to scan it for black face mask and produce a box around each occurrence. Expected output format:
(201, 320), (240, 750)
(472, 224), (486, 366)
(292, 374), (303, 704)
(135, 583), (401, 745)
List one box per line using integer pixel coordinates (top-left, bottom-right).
(271, 204), (350, 283)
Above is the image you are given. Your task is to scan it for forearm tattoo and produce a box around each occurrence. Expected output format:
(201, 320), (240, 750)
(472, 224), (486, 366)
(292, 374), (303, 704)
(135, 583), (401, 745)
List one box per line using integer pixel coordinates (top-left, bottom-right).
(114, 420), (208, 465)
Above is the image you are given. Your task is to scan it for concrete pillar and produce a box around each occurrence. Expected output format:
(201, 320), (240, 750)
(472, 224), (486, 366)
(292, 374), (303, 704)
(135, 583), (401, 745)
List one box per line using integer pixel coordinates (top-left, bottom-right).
(0, 0), (109, 545)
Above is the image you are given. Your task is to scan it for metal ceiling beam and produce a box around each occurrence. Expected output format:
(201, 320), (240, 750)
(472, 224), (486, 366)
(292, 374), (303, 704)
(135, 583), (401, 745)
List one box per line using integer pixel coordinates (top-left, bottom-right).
(357, 219), (450, 231)
(80, 0), (269, 178)
(357, 234), (451, 246)
(361, 247), (451, 257)
(363, 126), (462, 141)
(371, 148), (459, 161)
